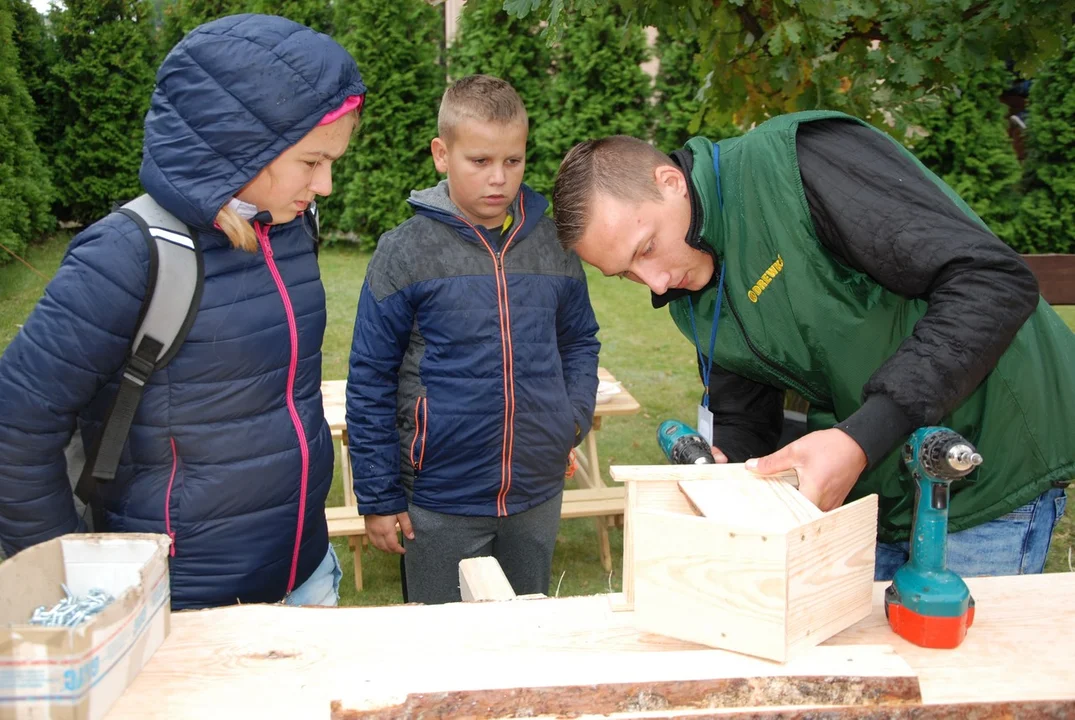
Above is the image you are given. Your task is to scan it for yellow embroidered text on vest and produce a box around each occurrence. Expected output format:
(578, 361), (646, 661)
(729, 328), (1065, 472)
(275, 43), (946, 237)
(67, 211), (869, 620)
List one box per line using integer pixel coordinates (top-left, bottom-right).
(747, 255), (784, 303)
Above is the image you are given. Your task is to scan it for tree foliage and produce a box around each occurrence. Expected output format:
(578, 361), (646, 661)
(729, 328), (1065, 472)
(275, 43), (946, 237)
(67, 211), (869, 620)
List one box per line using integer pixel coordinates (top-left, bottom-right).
(320, 0), (442, 248)
(50, 0), (156, 224)
(507, 0), (1075, 136)
(4, 0), (58, 145)
(250, 0), (331, 35)
(531, 3), (654, 193)
(908, 64), (1022, 245)
(50, 0), (159, 223)
(0, 1), (54, 265)
(652, 28), (741, 152)
(1014, 35), (1075, 254)
(160, 0), (252, 52)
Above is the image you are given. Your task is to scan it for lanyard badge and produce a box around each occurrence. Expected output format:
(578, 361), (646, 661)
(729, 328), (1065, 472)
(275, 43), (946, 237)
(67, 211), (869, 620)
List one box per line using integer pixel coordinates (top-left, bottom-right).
(688, 142), (725, 445)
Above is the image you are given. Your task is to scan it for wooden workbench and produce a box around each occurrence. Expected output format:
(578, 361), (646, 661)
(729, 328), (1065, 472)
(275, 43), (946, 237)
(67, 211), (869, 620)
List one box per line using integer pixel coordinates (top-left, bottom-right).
(104, 573), (1075, 718)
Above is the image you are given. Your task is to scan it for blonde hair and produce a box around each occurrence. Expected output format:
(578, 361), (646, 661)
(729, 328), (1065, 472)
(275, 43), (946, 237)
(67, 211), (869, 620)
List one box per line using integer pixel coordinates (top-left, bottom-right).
(438, 75), (527, 142)
(215, 204), (259, 253)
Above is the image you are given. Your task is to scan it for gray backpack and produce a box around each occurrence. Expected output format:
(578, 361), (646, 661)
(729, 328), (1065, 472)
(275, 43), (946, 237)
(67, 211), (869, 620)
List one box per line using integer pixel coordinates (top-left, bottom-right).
(72, 195), (203, 519)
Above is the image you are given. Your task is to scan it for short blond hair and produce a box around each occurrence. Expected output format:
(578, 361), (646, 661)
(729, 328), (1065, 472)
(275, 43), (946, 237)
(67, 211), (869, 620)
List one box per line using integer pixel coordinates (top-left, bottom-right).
(438, 74), (527, 142)
(553, 136), (669, 251)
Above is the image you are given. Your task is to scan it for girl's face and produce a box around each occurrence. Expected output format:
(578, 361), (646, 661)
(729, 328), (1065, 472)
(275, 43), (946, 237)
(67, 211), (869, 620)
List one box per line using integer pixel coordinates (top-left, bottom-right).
(236, 114), (356, 224)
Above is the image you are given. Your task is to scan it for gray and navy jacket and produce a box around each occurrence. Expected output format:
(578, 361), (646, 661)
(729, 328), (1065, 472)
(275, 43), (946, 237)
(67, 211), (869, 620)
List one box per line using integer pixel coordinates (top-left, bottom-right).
(0, 15), (366, 608)
(346, 182), (600, 517)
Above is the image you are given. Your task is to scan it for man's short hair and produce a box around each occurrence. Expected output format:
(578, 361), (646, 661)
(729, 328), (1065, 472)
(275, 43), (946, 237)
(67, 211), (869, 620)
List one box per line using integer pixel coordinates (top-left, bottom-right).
(438, 74), (528, 141)
(553, 136), (670, 251)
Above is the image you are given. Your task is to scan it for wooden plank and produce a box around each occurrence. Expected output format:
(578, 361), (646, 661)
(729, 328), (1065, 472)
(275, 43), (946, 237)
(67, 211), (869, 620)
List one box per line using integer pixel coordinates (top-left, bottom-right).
(611, 464), (800, 487)
(678, 476), (820, 532)
(784, 495), (877, 658)
(459, 557), (516, 602)
(102, 574), (1075, 719)
(1021, 253), (1075, 305)
(632, 509), (791, 661)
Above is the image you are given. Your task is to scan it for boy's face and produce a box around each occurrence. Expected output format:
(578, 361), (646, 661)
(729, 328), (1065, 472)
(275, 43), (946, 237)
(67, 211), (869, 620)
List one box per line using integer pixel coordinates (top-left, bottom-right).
(431, 118), (528, 229)
(574, 165), (715, 295)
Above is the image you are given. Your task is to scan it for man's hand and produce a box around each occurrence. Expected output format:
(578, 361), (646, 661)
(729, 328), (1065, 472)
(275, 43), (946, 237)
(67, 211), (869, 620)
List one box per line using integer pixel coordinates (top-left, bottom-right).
(365, 512), (414, 554)
(745, 429), (867, 511)
(710, 446), (729, 463)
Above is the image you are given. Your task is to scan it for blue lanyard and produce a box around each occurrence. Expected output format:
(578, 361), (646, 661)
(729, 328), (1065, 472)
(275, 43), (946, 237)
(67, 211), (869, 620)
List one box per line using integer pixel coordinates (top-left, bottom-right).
(687, 142), (725, 408)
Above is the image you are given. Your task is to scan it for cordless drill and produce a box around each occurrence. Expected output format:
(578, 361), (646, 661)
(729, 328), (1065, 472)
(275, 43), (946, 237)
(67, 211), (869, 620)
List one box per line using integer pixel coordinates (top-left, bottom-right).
(657, 420), (716, 465)
(884, 426), (982, 649)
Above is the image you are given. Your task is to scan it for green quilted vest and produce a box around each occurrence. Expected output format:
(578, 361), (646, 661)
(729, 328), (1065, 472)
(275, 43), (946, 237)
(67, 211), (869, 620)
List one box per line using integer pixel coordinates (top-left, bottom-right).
(669, 110), (1075, 542)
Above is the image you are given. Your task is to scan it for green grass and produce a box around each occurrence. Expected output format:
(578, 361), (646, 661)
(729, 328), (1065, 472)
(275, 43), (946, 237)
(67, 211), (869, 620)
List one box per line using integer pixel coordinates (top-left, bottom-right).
(1, 237), (1071, 597)
(0, 236), (69, 350)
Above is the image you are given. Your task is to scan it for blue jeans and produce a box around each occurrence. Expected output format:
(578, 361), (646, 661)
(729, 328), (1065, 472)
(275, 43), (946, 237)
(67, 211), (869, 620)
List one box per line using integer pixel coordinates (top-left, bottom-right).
(875, 487), (1068, 581)
(284, 544), (342, 606)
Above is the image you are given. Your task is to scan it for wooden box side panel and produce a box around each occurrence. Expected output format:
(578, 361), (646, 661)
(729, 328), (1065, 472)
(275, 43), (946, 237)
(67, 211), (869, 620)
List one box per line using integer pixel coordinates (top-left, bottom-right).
(622, 480), (700, 606)
(785, 494), (878, 657)
(632, 509), (790, 662)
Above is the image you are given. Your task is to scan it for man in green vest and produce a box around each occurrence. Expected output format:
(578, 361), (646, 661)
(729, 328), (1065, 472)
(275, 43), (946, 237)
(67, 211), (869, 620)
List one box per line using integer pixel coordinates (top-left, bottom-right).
(552, 111), (1074, 580)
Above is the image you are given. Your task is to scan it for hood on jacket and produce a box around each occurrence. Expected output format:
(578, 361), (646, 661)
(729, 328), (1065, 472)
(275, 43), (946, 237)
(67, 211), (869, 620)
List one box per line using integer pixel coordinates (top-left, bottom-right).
(408, 180), (549, 243)
(139, 14), (366, 230)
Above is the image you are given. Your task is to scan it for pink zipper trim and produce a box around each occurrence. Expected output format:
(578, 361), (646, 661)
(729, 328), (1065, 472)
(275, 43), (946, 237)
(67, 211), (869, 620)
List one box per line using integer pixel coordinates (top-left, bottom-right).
(255, 222), (311, 593)
(164, 437), (178, 557)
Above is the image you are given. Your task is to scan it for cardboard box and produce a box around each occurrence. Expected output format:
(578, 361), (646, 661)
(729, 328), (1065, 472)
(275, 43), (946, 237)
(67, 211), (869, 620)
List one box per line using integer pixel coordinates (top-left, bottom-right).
(612, 464), (877, 662)
(0, 534), (171, 719)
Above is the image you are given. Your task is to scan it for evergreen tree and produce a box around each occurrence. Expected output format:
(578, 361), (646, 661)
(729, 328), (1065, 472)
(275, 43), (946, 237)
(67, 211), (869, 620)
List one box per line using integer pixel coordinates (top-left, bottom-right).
(321, 0), (442, 248)
(0, 1), (54, 266)
(160, 0), (251, 52)
(909, 64), (1023, 245)
(448, 0), (555, 195)
(4, 0), (57, 142)
(50, 0), (158, 223)
(652, 29), (741, 153)
(250, 0), (330, 34)
(1014, 36), (1075, 254)
(532, 4), (653, 195)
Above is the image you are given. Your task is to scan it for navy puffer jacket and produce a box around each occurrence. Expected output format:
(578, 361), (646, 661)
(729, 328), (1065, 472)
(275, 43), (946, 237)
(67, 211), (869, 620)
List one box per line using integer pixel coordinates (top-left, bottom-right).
(0, 15), (366, 609)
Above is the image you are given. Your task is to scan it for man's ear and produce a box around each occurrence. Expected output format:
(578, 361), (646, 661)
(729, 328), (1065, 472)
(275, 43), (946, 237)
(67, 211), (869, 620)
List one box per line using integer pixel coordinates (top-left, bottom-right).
(653, 164), (687, 198)
(431, 137), (449, 174)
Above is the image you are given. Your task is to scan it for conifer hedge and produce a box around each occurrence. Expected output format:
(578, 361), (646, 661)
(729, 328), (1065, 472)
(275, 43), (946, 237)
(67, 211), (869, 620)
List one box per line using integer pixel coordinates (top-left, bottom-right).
(0, 1), (53, 266)
(50, 0), (157, 223)
(1014, 36), (1075, 254)
(910, 64), (1023, 245)
(320, 0), (443, 248)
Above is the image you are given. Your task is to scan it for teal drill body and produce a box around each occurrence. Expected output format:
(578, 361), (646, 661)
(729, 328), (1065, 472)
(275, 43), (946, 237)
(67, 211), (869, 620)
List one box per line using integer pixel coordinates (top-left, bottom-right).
(884, 426), (980, 648)
(657, 420), (715, 465)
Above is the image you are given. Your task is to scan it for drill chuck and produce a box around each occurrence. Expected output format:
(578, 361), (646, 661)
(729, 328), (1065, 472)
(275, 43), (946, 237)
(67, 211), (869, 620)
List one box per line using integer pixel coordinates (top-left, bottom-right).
(916, 429), (982, 480)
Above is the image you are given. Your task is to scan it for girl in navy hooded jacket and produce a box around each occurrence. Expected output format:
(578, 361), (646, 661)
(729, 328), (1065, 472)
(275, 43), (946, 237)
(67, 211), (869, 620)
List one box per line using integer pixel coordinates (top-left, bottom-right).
(0, 14), (366, 609)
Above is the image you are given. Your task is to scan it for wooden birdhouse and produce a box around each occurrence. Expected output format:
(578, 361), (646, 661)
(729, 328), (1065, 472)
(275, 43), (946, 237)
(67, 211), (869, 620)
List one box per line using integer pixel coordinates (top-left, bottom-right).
(609, 464), (878, 663)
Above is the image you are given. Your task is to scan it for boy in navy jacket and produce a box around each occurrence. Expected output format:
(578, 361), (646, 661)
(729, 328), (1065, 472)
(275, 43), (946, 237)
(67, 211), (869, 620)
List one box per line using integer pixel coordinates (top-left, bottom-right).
(346, 75), (600, 604)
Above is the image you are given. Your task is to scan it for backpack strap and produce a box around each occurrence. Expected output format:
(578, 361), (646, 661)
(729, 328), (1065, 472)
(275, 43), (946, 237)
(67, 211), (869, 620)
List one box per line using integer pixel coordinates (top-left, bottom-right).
(75, 195), (203, 502)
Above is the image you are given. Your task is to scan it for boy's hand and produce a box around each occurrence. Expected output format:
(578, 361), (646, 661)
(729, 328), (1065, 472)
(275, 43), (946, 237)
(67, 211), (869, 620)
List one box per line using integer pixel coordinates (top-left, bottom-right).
(365, 512), (415, 554)
(745, 429), (867, 511)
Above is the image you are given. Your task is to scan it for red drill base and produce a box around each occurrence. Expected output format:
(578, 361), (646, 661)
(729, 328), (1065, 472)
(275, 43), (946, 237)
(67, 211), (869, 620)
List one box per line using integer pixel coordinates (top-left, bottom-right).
(886, 602), (975, 649)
